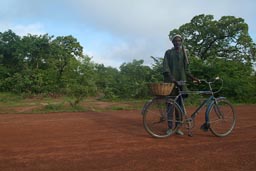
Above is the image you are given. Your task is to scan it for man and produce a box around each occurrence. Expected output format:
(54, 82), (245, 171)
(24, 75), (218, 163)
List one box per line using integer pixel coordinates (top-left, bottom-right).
(163, 34), (199, 136)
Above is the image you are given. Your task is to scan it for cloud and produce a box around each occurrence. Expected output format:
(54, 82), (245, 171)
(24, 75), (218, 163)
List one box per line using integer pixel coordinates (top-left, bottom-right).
(1, 0), (255, 68)
(0, 21), (46, 37)
(12, 23), (46, 36)
(67, 0), (182, 37)
(68, 0), (255, 36)
(66, 0), (256, 67)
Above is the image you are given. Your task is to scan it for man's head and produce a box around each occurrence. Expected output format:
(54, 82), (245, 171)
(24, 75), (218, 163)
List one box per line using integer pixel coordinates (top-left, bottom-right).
(170, 34), (183, 49)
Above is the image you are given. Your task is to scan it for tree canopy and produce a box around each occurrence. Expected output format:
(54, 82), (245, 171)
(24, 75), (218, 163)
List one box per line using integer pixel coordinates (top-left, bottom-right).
(169, 14), (255, 63)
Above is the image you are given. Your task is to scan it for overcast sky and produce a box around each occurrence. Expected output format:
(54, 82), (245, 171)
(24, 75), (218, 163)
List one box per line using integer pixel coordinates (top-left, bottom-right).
(1, 0), (255, 68)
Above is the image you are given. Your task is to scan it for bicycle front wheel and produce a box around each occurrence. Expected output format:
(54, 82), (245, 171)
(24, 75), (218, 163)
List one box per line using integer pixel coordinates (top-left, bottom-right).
(208, 98), (236, 137)
(142, 97), (183, 138)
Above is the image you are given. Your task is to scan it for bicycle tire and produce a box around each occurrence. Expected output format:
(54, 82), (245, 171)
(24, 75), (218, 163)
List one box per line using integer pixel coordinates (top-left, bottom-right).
(142, 97), (183, 138)
(208, 98), (236, 137)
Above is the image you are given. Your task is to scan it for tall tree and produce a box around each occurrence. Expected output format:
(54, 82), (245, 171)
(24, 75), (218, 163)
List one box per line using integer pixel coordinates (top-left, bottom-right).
(50, 35), (84, 87)
(169, 14), (255, 64)
(0, 30), (22, 73)
(20, 34), (52, 70)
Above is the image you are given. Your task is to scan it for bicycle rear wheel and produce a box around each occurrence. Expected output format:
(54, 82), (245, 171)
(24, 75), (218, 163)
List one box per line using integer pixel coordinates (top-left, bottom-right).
(208, 98), (236, 137)
(142, 97), (182, 138)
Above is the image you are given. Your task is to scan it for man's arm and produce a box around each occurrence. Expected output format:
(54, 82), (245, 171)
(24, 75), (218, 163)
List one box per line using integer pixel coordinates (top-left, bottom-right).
(163, 50), (174, 83)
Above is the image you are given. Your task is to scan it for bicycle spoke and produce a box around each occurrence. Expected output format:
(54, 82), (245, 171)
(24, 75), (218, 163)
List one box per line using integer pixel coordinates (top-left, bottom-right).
(143, 98), (182, 138)
(208, 99), (236, 137)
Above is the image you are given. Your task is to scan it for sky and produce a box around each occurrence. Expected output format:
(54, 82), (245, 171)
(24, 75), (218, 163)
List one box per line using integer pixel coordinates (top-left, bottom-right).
(1, 0), (255, 68)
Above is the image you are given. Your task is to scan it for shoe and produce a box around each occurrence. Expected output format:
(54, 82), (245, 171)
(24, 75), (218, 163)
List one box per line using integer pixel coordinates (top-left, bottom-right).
(166, 129), (173, 135)
(200, 123), (209, 132)
(175, 129), (184, 136)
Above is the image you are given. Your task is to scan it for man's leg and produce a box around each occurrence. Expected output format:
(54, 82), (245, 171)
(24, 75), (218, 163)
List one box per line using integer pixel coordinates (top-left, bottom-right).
(176, 96), (183, 126)
(167, 103), (174, 129)
(175, 96), (184, 135)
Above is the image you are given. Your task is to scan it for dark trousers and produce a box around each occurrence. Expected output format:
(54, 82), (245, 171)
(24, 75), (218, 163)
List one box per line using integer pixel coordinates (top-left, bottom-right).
(167, 95), (185, 129)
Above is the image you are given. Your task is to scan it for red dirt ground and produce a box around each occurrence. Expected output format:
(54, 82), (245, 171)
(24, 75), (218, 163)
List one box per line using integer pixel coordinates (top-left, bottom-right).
(0, 105), (255, 171)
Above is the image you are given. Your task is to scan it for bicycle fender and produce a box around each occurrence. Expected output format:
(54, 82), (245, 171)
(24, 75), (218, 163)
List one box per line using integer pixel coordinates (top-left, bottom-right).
(141, 99), (153, 115)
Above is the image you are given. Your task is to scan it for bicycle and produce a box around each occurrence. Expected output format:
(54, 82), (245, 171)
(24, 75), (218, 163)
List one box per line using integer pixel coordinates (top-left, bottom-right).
(141, 77), (236, 138)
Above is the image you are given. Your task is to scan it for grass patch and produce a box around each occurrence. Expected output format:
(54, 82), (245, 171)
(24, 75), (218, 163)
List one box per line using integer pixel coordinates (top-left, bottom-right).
(43, 103), (64, 111)
(0, 92), (23, 103)
(0, 93), (154, 114)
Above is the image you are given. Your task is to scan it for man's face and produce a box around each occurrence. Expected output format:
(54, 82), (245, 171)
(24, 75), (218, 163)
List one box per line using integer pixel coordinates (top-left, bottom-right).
(172, 37), (182, 48)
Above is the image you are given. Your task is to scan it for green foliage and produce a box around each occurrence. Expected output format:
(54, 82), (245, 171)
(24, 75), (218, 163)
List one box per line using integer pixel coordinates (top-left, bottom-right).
(94, 60), (154, 99)
(150, 56), (164, 82)
(65, 56), (97, 106)
(0, 30), (97, 104)
(0, 13), (256, 104)
(169, 14), (254, 63)
(189, 57), (255, 103)
(118, 59), (152, 98)
(43, 102), (65, 111)
(0, 92), (22, 103)
(94, 64), (120, 99)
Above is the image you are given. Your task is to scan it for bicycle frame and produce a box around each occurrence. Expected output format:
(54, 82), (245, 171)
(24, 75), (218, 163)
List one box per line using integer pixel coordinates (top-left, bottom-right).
(172, 77), (223, 123)
(177, 92), (215, 122)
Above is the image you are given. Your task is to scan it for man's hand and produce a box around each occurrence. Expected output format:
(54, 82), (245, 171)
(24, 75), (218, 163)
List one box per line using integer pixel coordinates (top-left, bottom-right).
(171, 79), (178, 85)
(188, 73), (200, 84)
(172, 80), (186, 88)
(192, 77), (201, 84)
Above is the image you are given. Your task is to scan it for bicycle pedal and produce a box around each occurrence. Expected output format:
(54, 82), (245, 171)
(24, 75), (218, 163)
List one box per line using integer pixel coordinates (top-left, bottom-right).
(188, 132), (193, 137)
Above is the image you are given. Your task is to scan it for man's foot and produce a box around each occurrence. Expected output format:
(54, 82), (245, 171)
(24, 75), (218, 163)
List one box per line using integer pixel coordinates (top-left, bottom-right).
(166, 129), (173, 135)
(175, 129), (184, 136)
(200, 123), (209, 132)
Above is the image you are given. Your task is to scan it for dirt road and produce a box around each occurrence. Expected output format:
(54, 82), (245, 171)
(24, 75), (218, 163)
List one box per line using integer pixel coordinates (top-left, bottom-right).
(0, 105), (255, 171)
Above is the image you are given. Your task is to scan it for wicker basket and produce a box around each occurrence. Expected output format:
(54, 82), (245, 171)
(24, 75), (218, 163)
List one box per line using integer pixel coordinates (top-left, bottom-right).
(148, 83), (174, 96)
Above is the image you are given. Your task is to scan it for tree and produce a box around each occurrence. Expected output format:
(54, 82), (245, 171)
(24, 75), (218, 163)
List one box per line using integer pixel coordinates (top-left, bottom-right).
(0, 30), (97, 97)
(50, 35), (83, 86)
(118, 59), (152, 98)
(20, 34), (52, 70)
(94, 64), (120, 99)
(167, 14), (256, 102)
(65, 55), (97, 106)
(169, 14), (255, 64)
(0, 30), (22, 74)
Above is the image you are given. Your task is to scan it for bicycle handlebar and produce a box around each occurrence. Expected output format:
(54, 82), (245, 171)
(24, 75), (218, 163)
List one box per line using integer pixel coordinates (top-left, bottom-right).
(176, 77), (223, 95)
(199, 76), (220, 84)
(198, 77), (223, 94)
